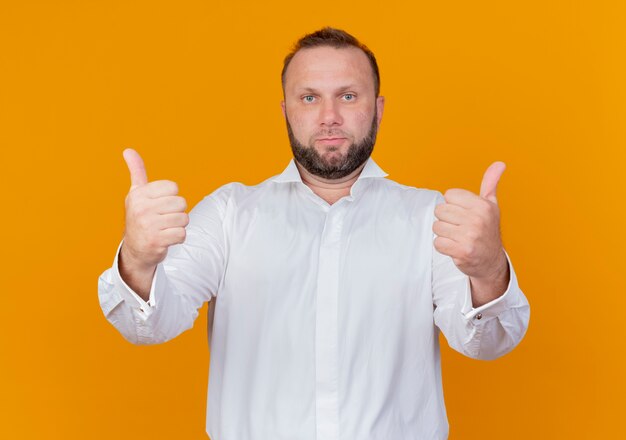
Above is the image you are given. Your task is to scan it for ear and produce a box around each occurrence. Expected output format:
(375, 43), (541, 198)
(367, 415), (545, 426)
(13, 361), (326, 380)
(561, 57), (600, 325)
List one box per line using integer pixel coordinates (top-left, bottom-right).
(375, 96), (385, 128)
(280, 101), (286, 119)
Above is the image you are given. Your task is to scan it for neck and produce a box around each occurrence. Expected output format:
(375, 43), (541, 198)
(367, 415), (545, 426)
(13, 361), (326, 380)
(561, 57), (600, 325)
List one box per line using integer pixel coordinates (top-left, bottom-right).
(294, 160), (367, 205)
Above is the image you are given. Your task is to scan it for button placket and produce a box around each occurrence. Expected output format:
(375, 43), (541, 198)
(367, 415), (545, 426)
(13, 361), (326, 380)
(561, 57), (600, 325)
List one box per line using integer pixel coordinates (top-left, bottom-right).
(315, 206), (345, 440)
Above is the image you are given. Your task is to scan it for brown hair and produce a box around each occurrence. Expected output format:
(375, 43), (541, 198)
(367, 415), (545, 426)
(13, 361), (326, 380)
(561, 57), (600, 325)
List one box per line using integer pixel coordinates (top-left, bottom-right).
(281, 27), (381, 96)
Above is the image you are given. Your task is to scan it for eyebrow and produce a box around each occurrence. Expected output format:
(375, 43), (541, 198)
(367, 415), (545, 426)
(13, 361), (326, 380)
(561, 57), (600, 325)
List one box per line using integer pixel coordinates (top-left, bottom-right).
(299, 85), (358, 94)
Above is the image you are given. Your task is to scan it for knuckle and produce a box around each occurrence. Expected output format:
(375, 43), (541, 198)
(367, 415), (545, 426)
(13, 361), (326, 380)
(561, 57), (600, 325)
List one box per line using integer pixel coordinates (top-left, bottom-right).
(155, 246), (167, 258)
(146, 181), (162, 192)
(463, 244), (475, 259)
(434, 203), (444, 217)
(465, 228), (479, 242)
(167, 180), (179, 195)
(152, 180), (178, 195)
(445, 188), (463, 200)
(433, 236), (443, 250)
(432, 221), (440, 234)
(165, 228), (186, 244)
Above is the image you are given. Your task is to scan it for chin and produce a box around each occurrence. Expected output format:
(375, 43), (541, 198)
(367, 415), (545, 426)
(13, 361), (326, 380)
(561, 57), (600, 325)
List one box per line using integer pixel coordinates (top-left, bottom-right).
(319, 148), (345, 161)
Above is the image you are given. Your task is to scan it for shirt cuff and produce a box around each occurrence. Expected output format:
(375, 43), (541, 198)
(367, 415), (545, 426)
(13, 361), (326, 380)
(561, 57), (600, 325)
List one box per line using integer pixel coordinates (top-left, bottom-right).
(112, 240), (158, 317)
(461, 250), (521, 324)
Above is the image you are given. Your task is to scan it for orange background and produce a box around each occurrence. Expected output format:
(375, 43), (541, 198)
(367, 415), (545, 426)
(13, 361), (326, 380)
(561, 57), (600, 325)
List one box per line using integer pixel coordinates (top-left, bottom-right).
(1, 0), (624, 438)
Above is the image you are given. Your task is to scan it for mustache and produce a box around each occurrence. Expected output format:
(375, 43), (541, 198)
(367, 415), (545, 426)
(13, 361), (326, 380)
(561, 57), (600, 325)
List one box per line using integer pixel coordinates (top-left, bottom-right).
(313, 128), (350, 139)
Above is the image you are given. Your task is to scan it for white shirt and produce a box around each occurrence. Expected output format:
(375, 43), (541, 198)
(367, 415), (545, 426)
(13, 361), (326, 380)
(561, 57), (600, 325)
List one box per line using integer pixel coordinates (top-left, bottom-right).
(98, 157), (530, 440)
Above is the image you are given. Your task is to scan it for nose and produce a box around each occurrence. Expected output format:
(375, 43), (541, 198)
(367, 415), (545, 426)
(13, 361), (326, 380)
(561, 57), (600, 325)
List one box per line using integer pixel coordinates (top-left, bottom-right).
(318, 100), (343, 127)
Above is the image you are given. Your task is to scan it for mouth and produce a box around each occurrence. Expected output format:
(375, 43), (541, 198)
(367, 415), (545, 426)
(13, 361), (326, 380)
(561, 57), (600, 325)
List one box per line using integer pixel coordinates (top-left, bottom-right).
(316, 137), (347, 146)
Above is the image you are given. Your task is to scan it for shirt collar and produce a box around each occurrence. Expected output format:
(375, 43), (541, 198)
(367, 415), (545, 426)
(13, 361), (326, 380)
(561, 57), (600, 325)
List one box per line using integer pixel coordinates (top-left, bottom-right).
(271, 157), (388, 184)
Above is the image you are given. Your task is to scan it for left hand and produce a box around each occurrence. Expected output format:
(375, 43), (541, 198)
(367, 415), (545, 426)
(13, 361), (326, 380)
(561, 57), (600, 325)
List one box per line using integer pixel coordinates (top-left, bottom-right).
(433, 162), (508, 280)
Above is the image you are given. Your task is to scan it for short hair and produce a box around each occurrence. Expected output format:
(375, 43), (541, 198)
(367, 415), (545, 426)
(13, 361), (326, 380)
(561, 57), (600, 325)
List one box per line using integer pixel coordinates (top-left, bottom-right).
(281, 27), (380, 97)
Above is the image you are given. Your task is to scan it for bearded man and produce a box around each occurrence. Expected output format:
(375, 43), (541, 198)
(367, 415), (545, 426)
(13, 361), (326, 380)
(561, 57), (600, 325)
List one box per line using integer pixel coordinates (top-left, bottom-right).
(98, 27), (530, 440)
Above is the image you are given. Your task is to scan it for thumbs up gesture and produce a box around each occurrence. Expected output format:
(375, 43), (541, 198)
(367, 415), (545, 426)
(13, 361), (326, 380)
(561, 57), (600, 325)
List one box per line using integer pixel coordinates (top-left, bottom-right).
(121, 148), (189, 272)
(433, 162), (508, 285)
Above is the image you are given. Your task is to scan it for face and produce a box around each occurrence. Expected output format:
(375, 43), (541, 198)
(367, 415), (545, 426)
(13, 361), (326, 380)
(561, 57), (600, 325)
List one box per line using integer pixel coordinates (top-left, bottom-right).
(282, 46), (384, 180)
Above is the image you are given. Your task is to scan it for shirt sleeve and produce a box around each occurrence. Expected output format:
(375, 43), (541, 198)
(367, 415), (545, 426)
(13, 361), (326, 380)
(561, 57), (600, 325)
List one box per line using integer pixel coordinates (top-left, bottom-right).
(430, 194), (530, 360)
(97, 188), (229, 345)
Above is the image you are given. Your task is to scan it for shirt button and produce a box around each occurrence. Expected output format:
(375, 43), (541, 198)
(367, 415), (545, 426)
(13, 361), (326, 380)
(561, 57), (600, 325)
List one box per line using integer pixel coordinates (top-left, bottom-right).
(475, 313), (483, 320)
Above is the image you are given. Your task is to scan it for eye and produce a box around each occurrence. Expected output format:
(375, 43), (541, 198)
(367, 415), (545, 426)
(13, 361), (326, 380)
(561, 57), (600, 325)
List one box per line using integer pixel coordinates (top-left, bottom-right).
(342, 93), (356, 101)
(302, 95), (316, 103)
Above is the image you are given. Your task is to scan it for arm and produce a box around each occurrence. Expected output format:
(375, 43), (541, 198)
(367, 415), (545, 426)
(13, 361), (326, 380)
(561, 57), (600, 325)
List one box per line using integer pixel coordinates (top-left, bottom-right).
(98, 190), (228, 345)
(97, 149), (228, 345)
(431, 162), (530, 359)
(432, 242), (530, 360)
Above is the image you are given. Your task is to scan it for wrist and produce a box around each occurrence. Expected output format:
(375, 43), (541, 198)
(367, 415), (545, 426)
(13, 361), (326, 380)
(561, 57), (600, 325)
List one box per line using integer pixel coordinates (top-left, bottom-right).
(469, 250), (510, 307)
(120, 242), (157, 276)
(475, 249), (508, 284)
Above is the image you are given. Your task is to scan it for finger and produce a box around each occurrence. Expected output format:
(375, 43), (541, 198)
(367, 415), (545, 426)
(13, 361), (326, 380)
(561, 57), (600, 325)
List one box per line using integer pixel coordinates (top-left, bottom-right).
(160, 227), (187, 246)
(433, 220), (462, 241)
(123, 148), (148, 190)
(157, 212), (189, 230)
(433, 236), (458, 257)
(434, 203), (467, 225)
(443, 188), (480, 209)
(141, 180), (179, 199)
(479, 161), (506, 203)
(154, 195), (187, 214)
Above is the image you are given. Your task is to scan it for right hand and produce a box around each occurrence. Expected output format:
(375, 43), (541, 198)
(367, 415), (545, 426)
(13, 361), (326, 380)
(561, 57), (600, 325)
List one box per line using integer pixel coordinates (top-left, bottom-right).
(121, 148), (189, 270)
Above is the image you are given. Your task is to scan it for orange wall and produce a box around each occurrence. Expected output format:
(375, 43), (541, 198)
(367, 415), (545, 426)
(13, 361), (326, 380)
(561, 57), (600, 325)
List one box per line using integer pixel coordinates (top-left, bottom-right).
(1, 1), (624, 438)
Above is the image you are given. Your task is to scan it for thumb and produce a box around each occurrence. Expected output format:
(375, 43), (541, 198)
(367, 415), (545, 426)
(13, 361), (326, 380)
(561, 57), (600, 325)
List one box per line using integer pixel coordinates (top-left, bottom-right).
(479, 161), (506, 203)
(123, 148), (148, 190)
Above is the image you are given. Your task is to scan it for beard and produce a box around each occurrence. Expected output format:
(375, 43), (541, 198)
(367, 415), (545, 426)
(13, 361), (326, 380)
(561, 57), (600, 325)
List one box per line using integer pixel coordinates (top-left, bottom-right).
(286, 111), (379, 180)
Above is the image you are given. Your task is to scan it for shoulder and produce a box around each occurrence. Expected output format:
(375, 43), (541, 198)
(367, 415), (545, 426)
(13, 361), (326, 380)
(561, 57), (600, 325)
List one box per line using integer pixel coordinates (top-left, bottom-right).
(369, 177), (443, 208)
(190, 177), (278, 216)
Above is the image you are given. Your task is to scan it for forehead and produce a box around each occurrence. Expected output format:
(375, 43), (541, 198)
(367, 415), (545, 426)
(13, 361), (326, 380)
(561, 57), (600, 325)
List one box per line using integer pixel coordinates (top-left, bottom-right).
(284, 46), (374, 92)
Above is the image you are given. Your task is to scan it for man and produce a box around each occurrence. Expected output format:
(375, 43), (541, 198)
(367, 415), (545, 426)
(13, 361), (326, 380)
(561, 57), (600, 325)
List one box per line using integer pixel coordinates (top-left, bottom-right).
(98, 27), (530, 440)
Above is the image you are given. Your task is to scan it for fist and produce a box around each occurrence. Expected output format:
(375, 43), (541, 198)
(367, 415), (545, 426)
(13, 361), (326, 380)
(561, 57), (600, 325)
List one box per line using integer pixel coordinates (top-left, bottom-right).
(121, 148), (189, 269)
(433, 162), (507, 279)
